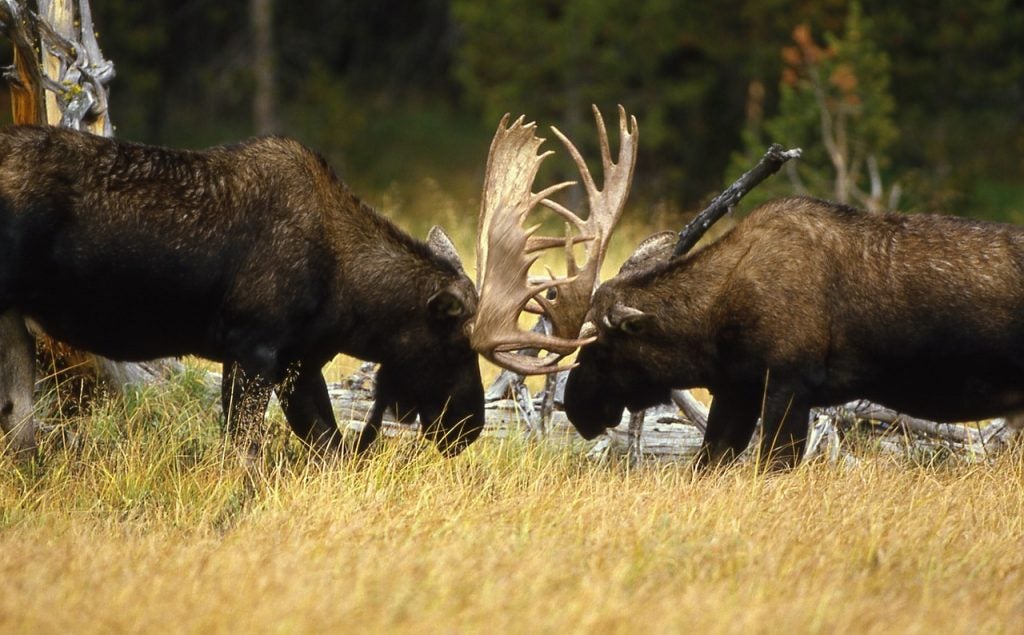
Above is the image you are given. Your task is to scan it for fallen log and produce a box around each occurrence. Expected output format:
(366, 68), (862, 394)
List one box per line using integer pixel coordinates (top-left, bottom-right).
(118, 363), (1022, 463)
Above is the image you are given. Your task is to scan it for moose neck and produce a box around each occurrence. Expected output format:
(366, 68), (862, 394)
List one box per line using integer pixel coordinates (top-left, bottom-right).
(322, 186), (463, 362)
(617, 235), (748, 388)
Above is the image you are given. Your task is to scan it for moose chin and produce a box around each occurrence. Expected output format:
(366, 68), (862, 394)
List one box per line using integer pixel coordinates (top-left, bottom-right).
(0, 125), (483, 457)
(564, 196), (1024, 469)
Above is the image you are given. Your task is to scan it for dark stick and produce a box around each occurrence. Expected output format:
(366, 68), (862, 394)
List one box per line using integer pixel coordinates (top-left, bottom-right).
(672, 143), (801, 258)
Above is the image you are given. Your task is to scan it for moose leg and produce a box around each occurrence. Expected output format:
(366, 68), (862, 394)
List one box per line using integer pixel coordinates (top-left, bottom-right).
(275, 362), (342, 453)
(221, 361), (273, 458)
(758, 389), (811, 470)
(0, 311), (37, 457)
(695, 392), (761, 469)
(358, 363), (417, 454)
(358, 395), (386, 454)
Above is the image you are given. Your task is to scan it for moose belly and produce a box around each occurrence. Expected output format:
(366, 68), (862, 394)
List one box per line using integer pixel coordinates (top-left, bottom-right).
(21, 272), (224, 362)
(24, 300), (221, 362)
(847, 357), (1024, 423)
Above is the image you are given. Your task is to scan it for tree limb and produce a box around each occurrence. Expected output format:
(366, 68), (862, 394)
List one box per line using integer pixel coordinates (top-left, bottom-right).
(672, 144), (802, 258)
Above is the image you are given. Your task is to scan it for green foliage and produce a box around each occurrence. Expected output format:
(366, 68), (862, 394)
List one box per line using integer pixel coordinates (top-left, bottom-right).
(11, 0), (1018, 220)
(731, 2), (900, 211)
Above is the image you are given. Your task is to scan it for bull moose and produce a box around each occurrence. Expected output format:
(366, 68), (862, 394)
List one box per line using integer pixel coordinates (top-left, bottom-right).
(563, 196), (1024, 468)
(469, 108), (1024, 469)
(0, 125), (484, 457)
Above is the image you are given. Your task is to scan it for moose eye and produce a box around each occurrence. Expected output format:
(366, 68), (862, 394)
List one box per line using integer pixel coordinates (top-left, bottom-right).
(619, 316), (647, 336)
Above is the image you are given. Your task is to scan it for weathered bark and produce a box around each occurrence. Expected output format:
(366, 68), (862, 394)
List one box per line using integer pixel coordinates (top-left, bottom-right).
(626, 409), (644, 465)
(673, 144), (802, 258)
(0, 312), (36, 455)
(671, 389), (708, 432)
(0, 0), (178, 435)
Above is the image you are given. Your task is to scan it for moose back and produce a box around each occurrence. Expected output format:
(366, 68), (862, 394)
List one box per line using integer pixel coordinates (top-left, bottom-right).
(565, 196), (1024, 468)
(0, 125), (484, 456)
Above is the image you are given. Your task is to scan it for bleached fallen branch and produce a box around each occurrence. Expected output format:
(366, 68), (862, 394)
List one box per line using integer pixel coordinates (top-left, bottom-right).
(188, 363), (1021, 464)
(827, 400), (1020, 456)
(671, 389), (708, 433)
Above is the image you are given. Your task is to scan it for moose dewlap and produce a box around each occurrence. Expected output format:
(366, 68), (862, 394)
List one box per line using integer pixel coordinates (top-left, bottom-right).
(0, 125), (484, 456)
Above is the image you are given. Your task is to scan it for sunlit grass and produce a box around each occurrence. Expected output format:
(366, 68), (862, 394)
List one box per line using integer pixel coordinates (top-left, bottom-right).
(5, 183), (1021, 632)
(1, 368), (1023, 633)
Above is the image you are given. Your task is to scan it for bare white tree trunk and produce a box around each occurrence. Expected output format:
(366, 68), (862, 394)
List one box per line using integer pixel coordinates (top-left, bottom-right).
(0, 1), (179, 452)
(0, 312), (36, 456)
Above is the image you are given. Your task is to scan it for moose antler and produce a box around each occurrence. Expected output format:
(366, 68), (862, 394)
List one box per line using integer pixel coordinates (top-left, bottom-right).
(470, 106), (638, 375)
(542, 105), (638, 340)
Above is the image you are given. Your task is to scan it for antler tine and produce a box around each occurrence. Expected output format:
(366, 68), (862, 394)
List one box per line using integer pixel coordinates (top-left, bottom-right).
(470, 112), (607, 375)
(594, 104), (613, 175)
(549, 124), (599, 200)
(525, 234), (592, 254)
(539, 105), (639, 342)
(470, 107), (638, 376)
(492, 351), (580, 377)
(531, 180), (576, 209)
(539, 197), (588, 233)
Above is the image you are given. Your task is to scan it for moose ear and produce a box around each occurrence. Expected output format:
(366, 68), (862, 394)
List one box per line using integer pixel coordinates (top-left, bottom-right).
(607, 304), (652, 335)
(428, 285), (469, 320)
(618, 231), (677, 275)
(427, 225), (466, 275)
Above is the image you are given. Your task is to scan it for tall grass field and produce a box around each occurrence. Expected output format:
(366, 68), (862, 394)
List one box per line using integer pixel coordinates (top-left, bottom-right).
(3, 180), (1023, 633)
(2, 363), (1023, 633)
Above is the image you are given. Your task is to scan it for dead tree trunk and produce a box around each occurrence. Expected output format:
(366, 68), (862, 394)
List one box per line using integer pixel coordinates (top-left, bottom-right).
(0, 0), (179, 428)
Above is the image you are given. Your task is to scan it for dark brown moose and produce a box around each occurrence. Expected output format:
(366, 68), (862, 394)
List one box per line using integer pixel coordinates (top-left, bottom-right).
(0, 125), (483, 456)
(469, 110), (1024, 469)
(564, 196), (1024, 468)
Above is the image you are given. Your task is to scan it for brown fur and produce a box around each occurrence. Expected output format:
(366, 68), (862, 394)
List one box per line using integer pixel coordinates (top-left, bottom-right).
(565, 197), (1024, 468)
(0, 125), (484, 456)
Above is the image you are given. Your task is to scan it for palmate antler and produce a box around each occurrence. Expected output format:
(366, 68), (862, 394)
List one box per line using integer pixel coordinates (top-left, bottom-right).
(469, 105), (638, 375)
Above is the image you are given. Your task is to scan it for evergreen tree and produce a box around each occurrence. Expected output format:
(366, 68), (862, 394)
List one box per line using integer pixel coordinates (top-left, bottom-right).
(451, 0), (755, 205)
(732, 1), (898, 211)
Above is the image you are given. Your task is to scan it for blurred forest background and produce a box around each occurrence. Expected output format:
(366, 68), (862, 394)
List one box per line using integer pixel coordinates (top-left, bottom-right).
(3, 0), (1022, 224)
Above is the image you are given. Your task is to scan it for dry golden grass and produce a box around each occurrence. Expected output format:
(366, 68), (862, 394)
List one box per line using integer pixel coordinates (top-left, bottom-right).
(1, 369), (1023, 634)
(4, 188), (1020, 632)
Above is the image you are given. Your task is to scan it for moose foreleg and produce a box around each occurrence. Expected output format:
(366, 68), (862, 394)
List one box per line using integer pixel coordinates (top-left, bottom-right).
(358, 363), (417, 454)
(758, 389), (812, 470)
(221, 361), (273, 459)
(275, 362), (343, 454)
(694, 391), (760, 470)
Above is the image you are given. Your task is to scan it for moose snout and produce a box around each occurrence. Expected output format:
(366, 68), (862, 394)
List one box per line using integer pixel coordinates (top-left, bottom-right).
(564, 366), (626, 440)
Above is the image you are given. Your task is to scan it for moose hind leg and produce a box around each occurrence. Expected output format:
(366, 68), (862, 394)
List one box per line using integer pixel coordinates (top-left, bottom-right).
(221, 361), (273, 458)
(0, 311), (37, 457)
(275, 362), (342, 453)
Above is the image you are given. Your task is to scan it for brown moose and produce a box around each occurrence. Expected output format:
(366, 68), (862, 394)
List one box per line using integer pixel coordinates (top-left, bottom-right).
(0, 125), (483, 456)
(469, 107), (1024, 470)
(565, 196), (1024, 468)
